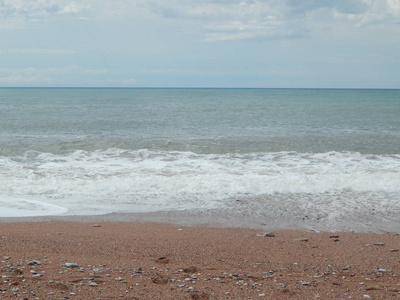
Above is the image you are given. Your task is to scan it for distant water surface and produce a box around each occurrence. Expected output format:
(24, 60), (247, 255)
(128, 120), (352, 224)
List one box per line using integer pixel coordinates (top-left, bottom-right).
(0, 88), (399, 232)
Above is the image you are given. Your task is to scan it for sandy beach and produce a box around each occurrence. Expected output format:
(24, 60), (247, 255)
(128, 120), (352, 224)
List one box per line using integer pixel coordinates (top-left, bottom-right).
(0, 222), (399, 299)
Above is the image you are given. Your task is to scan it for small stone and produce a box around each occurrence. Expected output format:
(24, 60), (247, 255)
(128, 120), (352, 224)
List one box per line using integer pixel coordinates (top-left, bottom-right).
(32, 274), (43, 277)
(388, 249), (399, 252)
(63, 263), (79, 268)
(92, 224), (101, 227)
(256, 232), (275, 237)
(296, 238), (309, 242)
(373, 242), (385, 246)
(156, 256), (170, 264)
(183, 266), (199, 273)
(89, 282), (98, 286)
(329, 235), (339, 238)
(301, 281), (310, 286)
(363, 295), (372, 299)
(27, 260), (42, 265)
(377, 268), (387, 272)
(259, 293), (266, 297)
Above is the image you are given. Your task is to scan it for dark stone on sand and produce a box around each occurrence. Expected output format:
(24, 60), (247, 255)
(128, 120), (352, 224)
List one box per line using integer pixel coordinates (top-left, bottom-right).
(156, 256), (170, 264)
(183, 266), (199, 273)
(152, 275), (169, 285)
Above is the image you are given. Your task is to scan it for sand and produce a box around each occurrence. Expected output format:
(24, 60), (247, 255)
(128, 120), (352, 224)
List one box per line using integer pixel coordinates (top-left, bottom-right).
(0, 222), (399, 299)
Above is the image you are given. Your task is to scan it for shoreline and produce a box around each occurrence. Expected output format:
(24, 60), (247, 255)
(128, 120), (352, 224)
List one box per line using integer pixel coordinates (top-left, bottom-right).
(1, 208), (399, 234)
(0, 221), (399, 299)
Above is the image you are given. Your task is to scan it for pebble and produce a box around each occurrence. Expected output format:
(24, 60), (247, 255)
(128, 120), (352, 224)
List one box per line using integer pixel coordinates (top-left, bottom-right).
(296, 238), (309, 242)
(89, 282), (98, 286)
(63, 263), (79, 268)
(388, 249), (399, 252)
(378, 268), (387, 272)
(27, 260), (42, 265)
(373, 242), (384, 246)
(301, 281), (310, 286)
(363, 295), (372, 299)
(256, 232), (275, 237)
(92, 224), (101, 227)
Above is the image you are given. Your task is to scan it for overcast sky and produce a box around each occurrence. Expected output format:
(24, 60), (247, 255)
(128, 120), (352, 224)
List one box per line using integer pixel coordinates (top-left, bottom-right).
(1, 0), (400, 88)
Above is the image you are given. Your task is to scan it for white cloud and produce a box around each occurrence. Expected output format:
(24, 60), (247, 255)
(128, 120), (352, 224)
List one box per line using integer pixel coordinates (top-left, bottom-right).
(0, 48), (77, 55)
(0, 0), (90, 29)
(0, 0), (90, 15)
(57, 3), (89, 14)
(121, 78), (137, 84)
(331, 0), (400, 27)
(127, 0), (400, 41)
(144, 69), (210, 75)
(0, 66), (107, 85)
(104, 78), (138, 86)
(1, 0), (399, 41)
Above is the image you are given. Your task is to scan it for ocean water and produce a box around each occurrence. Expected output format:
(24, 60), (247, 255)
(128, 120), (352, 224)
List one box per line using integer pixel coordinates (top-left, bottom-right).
(1, 88), (399, 231)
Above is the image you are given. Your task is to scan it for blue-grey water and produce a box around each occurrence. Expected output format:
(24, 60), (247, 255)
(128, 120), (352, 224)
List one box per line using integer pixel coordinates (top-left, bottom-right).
(1, 88), (399, 231)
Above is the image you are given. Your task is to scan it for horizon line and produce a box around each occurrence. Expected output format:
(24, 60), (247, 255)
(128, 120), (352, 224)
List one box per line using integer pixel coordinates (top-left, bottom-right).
(1, 86), (399, 90)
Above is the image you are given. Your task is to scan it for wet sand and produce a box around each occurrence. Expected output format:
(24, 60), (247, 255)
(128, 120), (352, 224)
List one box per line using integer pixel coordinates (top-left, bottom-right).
(0, 222), (399, 299)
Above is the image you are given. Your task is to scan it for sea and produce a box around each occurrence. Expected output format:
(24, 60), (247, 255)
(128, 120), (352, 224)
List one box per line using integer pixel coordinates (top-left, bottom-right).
(0, 88), (399, 232)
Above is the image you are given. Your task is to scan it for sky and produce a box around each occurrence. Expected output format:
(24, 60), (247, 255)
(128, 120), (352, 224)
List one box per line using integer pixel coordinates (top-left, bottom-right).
(0, 0), (400, 88)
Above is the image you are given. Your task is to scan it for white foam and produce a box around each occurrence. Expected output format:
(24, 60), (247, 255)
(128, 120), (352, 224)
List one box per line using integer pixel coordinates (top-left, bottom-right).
(0, 196), (68, 217)
(0, 149), (399, 221)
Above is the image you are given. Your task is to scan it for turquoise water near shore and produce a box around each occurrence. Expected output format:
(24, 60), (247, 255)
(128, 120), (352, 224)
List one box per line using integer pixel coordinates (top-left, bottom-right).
(0, 88), (399, 231)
